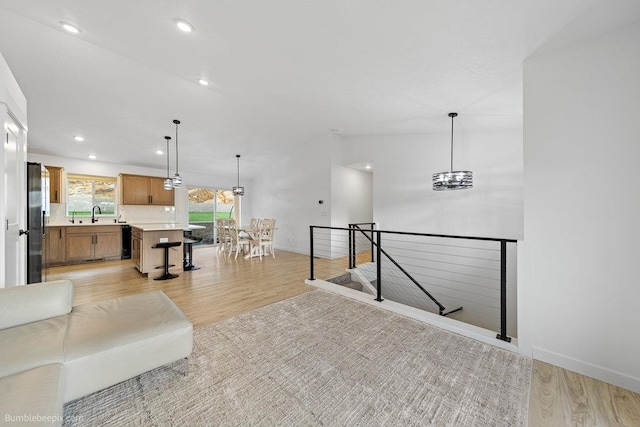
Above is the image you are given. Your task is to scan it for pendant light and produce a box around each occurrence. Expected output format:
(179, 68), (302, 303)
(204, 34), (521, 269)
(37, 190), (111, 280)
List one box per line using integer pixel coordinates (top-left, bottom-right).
(163, 136), (173, 190)
(232, 154), (245, 195)
(172, 119), (182, 188)
(432, 112), (473, 191)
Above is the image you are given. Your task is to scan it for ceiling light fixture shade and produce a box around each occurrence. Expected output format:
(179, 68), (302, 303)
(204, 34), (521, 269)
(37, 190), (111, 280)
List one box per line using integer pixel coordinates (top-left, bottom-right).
(232, 154), (245, 196)
(164, 136), (173, 190)
(175, 19), (194, 32)
(60, 22), (81, 34)
(172, 119), (182, 188)
(432, 112), (473, 191)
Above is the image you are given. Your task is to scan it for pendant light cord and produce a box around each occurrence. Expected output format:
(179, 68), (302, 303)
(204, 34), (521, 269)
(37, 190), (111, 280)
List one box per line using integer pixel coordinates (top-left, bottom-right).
(236, 155), (240, 186)
(174, 120), (180, 175)
(448, 112), (458, 172)
(164, 136), (171, 178)
(450, 114), (454, 172)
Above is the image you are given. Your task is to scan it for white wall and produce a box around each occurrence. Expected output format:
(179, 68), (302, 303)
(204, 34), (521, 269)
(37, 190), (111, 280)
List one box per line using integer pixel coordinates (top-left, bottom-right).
(522, 22), (640, 392)
(249, 133), (333, 254)
(0, 52), (26, 127)
(327, 135), (374, 259)
(342, 131), (523, 239)
(330, 167), (373, 228)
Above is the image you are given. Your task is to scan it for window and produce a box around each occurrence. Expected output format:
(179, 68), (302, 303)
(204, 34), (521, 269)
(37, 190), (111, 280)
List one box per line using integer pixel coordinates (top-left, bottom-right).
(67, 174), (117, 217)
(187, 187), (237, 245)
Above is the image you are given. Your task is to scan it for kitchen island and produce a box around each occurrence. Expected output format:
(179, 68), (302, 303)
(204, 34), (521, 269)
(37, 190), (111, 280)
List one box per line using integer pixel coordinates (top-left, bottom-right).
(130, 224), (188, 277)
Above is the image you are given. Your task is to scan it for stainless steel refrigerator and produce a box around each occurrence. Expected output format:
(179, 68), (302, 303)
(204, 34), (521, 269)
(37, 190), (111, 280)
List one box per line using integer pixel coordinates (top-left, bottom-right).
(26, 162), (48, 283)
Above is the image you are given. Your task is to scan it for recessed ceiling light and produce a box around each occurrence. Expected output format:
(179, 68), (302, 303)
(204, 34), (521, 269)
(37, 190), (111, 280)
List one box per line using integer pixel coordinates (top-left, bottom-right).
(60, 22), (81, 34)
(74, 135), (84, 142)
(156, 150), (163, 155)
(365, 164), (372, 170)
(198, 79), (209, 86)
(88, 154), (96, 160)
(175, 19), (194, 33)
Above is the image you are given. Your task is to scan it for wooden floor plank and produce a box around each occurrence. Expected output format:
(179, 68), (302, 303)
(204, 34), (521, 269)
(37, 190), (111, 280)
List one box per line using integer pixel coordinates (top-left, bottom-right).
(560, 366), (600, 426)
(46, 247), (318, 327)
(595, 380), (640, 426)
(529, 360), (566, 426)
(44, 247), (640, 425)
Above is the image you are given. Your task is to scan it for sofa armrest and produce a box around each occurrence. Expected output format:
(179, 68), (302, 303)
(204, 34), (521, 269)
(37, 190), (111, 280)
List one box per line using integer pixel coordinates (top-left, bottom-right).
(0, 280), (74, 330)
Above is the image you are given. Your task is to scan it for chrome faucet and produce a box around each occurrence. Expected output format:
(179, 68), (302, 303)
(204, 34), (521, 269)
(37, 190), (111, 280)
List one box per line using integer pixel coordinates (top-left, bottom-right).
(91, 206), (102, 223)
(69, 211), (75, 224)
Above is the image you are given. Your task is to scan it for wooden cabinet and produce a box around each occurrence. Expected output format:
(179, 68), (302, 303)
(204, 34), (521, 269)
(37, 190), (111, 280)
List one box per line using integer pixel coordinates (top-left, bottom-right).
(43, 226), (65, 266)
(121, 174), (149, 204)
(149, 177), (175, 205)
(94, 231), (122, 259)
(65, 232), (94, 261)
(45, 166), (63, 203)
(65, 225), (121, 262)
(131, 227), (142, 270)
(121, 174), (174, 206)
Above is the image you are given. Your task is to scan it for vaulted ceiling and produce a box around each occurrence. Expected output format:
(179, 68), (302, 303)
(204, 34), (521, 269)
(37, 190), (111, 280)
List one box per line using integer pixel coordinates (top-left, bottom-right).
(0, 0), (635, 179)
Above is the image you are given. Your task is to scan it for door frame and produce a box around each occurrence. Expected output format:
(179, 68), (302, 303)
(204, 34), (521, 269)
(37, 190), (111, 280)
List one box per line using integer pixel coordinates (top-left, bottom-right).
(1, 107), (27, 287)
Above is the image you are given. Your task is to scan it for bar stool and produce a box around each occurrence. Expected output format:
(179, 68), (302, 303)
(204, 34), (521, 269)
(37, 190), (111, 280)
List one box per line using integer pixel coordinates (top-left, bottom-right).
(183, 236), (202, 271)
(152, 241), (181, 280)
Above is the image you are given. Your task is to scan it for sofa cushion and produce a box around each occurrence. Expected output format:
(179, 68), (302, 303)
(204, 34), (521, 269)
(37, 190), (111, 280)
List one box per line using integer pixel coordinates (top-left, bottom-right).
(0, 280), (73, 330)
(63, 291), (193, 402)
(0, 316), (67, 378)
(0, 364), (65, 427)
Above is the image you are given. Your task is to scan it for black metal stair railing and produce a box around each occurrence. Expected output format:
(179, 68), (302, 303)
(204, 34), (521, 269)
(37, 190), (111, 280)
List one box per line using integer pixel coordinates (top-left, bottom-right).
(309, 224), (518, 343)
(348, 222), (376, 267)
(350, 223), (461, 317)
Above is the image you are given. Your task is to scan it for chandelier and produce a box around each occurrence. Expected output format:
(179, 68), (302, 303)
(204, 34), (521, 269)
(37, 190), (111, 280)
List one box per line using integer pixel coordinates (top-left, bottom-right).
(432, 112), (473, 191)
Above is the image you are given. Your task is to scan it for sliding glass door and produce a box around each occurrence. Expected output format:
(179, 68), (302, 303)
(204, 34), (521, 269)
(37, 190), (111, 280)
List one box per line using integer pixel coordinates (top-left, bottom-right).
(187, 187), (236, 246)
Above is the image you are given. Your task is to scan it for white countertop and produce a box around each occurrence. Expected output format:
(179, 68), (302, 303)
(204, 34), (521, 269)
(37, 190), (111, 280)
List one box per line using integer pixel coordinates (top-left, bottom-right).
(130, 223), (205, 231)
(46, 222), (205, 231)
(130, 223), (186, 231)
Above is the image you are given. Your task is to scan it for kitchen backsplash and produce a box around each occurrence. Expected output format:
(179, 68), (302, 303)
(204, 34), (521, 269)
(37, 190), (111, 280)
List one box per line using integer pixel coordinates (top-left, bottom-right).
(47, 203), (176, 225)
(118, 205), (176, 223)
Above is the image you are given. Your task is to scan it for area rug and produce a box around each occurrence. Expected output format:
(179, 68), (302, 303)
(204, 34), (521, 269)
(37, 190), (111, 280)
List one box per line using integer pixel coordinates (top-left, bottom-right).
(63, 290), (531, 426)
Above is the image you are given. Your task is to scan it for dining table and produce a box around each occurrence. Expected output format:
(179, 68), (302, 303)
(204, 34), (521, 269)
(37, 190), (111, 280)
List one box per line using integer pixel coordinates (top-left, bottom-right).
(238, 228), (261, 259)
(239, 226), (277, 259)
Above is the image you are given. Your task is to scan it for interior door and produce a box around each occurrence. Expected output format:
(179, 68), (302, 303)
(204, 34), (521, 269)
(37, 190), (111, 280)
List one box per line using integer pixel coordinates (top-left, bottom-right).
(4, 115), (26, 287)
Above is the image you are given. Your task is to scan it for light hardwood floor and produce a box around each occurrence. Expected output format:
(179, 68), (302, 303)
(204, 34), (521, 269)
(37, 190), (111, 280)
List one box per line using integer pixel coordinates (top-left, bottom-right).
(45, 246), (640, 426)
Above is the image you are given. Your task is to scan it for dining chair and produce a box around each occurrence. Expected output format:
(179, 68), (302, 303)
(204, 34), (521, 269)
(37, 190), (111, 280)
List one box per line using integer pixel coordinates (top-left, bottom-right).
(227, 220), (250, 259)
(249, 218), (276, 260)
(216, 219), (231, 255)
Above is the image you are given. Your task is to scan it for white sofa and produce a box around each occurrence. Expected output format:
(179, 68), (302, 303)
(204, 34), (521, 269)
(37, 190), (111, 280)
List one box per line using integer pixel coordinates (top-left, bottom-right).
(0, 280), (193, 426)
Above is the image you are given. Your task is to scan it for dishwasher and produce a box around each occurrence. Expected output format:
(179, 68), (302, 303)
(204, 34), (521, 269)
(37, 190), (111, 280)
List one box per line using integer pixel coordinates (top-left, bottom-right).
(121, 224), (132, 259)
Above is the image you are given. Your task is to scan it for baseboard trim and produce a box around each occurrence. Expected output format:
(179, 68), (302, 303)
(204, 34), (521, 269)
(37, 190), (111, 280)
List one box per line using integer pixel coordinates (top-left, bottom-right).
(306, 278), (520, 354)
(273, 245), (307, 256)
(533, 347), (640, 393)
